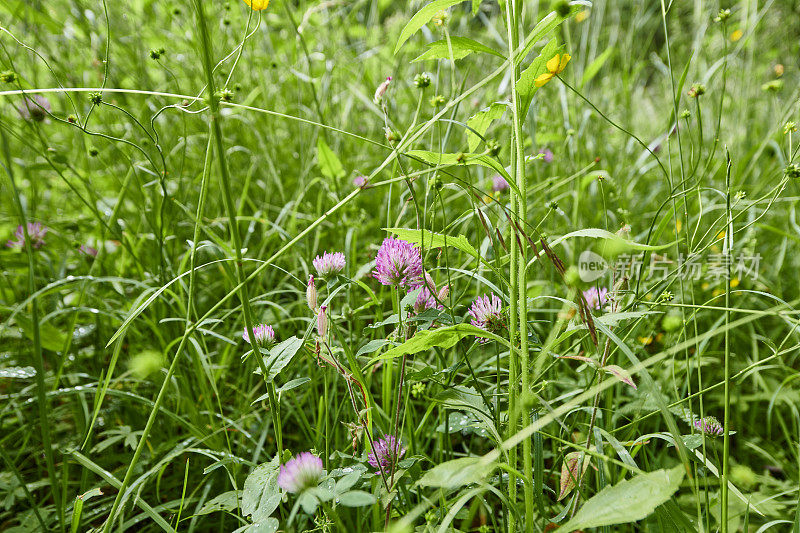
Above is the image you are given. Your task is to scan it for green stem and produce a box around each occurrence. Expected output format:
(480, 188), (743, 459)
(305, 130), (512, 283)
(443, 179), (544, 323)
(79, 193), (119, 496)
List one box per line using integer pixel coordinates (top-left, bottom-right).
(504, 0), (531, 529)
(721, 151), (733, 531)
(192, 0), (282, 455)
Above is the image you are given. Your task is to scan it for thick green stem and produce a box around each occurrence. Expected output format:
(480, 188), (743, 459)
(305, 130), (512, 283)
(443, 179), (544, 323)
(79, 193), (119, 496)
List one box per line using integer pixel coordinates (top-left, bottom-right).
(504, 0), (532, 529)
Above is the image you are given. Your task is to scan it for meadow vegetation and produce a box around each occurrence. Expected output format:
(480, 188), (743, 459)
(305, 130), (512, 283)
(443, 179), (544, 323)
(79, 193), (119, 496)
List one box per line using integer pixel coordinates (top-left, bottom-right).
(1, 0), (800, 531)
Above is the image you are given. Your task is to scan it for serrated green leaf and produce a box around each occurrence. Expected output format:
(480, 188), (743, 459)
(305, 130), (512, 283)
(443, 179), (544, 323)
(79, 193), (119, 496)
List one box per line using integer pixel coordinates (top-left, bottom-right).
(561, 465), (685, 532)
(412, 36), (504, 63)
(253, 337), (304, 382)
(383, 227), (479, 258)
(517, 39), (561, 115)
(466, 102), (506, 152)
(367, 323), (507, 367)
(394, 0), (466, 54)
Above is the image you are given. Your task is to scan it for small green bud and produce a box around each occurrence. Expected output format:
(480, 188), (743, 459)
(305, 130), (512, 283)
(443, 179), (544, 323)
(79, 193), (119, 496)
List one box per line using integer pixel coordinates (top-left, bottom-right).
(761, 80), (783, 92)
(149, 49), (162, 60)
(219, 88), (234, 102)
(680, 109), (691, 119)
(785, 163), (800, 180)
(88, 147), (99, 157)
(783, 121), (797, 135)
(88, 92), (103, 105)
(687, 84), (705, 98)
(1, 70), (17, 83)
(714, 8), (731, 22)
(660, 291), (674, 302)
(430, 94), (446, 107)
(414, 73), (431, 89)
(486, 139), (501, 157)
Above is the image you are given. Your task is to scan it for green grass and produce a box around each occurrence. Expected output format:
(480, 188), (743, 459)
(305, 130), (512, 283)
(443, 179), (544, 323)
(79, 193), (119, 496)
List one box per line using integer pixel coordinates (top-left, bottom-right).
(1, 0), (800, 531)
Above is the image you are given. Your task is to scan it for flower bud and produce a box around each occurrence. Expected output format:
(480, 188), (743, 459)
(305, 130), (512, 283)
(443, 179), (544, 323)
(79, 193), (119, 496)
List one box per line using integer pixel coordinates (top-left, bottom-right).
(437, 284), (450, 302)
(373, 76), (392, 105)
(317, 305), (328, 338)
(306, 275), (318, 311)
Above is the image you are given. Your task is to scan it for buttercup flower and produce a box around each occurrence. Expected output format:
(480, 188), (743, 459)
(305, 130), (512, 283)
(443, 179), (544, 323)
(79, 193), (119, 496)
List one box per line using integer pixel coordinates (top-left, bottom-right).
(373, 238), (423, 288)
(367, 435), (406, 473)
(693, 415), (724, 436)
(17, 95), (51, 122)
(535, 53), (571, 87)
(242, 323), (276, 348)
(277, 452), (324, 493)
(374, 77), (392, 105)
(313, 251), (346, 277)
(583, 287), (608, 310)
(6, 222), (47, 250)
(242, 0), (269, 10)
(468, 293), (505, 340)
(492, 175), (510, 192)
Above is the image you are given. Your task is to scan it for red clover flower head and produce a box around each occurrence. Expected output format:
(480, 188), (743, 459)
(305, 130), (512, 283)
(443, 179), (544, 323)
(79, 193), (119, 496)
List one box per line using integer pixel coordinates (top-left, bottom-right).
(538, 148), (554, 163)
(373, 238), (423, 288)
(277, 452), (324, 493)
(353, 175), (371, 189)
(583, 287), (608, 310)
(693, 416), (724, 436)
(242, 323), (276, 348)
(412, 286), (443, 314)
(492, 175), (510, 192)
(367, 435), (406, 473)
(468, 293), (505, 340)
(6, 222), (47, 250)
(313, 251), (346, 277)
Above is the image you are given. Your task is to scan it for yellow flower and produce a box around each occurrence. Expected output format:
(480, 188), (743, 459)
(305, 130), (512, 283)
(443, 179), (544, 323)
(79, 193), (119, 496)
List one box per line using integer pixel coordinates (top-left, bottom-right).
(535, 53), (571, 87)
(575, 10), (589, 23)
(243, 0), (269, 10)
(730, 29), (743, 42)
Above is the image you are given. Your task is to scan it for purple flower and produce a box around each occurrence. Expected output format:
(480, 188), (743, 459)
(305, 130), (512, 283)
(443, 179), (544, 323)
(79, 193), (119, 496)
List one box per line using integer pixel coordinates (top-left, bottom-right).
(17, 95), (51, 122)
(373, 238), (423, 288)
(492, 175), (509, 192)
(411, 286), (443, 314)
(693, 416), (724, 436)
(6, 222), (47, 250)
(367, 435), (406, 473)
(583, 287), (608, 310)
(468, 293), (505, 340)
(79, 244), (98, 257)
(313, 251), (346, 277)
(538, 148), (554, 163)
(277, 452), (324, 493)
(353, 176), (371, 189)
(242, 323), (276, 348)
